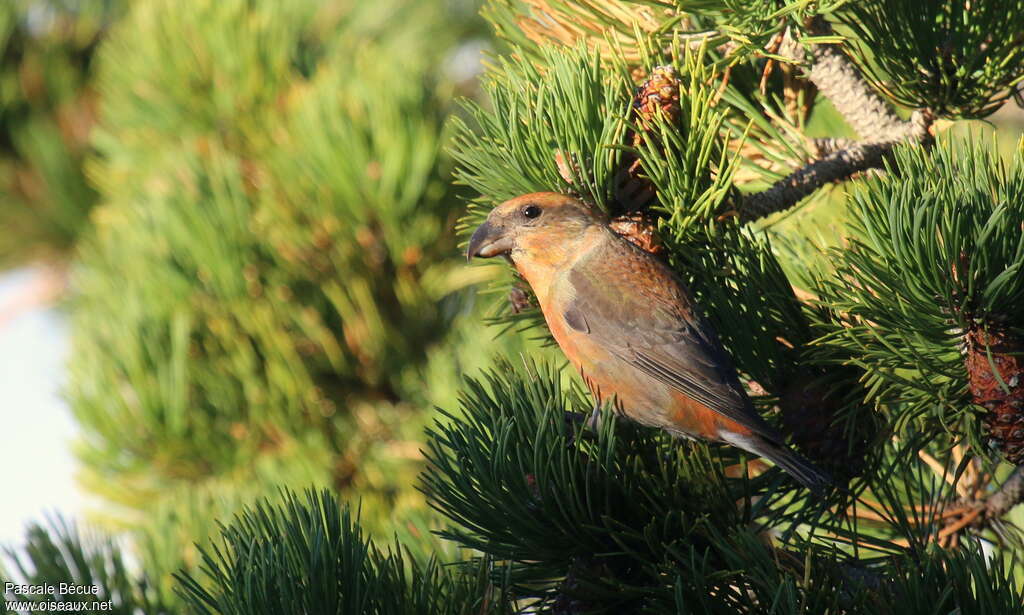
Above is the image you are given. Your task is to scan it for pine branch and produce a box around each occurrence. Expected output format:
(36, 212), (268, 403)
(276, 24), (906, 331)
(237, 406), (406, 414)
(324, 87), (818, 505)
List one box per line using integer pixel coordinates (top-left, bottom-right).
(740, 19), (934, 223)
(940, 467), (1024, 540)
(801, 19), (907, 143)
(740, 140), (889, 223)
(984, 467), (1024, 521)
(810, 137), (858, 157)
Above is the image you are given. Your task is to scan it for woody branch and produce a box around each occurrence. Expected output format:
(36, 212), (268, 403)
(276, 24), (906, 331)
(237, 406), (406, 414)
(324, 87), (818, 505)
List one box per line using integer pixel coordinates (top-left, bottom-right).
(974, 466), (1024, 525)
(740, 18), (934, 223)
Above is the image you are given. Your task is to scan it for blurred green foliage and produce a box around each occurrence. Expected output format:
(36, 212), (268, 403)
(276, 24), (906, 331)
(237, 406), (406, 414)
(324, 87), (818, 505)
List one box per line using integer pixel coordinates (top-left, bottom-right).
(0, 0), (124, 265)
(44, 0), (503, 602)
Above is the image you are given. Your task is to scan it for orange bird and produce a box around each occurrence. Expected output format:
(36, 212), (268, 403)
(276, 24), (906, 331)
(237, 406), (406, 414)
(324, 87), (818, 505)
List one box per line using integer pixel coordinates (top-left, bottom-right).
(467, 192), (831, 493)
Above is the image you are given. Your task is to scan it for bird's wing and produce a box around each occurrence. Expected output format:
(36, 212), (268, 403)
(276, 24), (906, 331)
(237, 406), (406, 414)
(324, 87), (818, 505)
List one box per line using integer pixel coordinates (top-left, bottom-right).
(563, 245), (779, 439)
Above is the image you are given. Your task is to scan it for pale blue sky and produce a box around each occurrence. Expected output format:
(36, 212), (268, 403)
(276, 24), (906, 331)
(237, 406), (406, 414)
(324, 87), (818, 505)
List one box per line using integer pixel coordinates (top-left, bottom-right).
(0, 266), (87, 546)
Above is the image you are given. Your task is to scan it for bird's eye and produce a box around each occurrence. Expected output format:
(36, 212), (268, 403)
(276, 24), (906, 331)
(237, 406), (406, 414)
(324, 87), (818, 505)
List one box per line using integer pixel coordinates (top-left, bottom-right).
(522, 204), (542, 219)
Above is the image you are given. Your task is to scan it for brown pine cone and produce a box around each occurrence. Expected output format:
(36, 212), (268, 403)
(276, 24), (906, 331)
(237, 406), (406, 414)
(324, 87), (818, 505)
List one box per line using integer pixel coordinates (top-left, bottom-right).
(778, 370), (873, 481)
(553, 66), (683, 257)
(965, 324), (1024, 464)
(608, 211), (664, 256)
(613, 65), (682, 214)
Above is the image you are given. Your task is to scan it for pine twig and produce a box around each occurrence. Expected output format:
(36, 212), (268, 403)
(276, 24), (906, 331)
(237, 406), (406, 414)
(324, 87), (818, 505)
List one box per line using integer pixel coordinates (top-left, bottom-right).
(740, 140), (889, 223)
(984, 466), (1024, 521)
(801, 19), (908, 143)
(740, 19), (934, 223)
(811, 137), (858, 157)
(932, 466), (1024, 547)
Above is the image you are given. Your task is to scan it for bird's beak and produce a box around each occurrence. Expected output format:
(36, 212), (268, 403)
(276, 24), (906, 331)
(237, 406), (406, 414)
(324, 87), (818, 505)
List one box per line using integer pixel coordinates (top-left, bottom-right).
(466, 220), (513, 260)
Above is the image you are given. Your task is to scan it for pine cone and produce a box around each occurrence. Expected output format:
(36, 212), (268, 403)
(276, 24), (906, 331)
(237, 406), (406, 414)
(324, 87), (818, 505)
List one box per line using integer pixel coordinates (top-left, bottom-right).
(604, 66), (683, 255)
(632, 65), (682, 127)
(778, 370), (872, 480)
(608, 211), (664, 255)
(508, 283), (534, 314)
(553, 67), (681, 257)
(613, 65), (682, 214)
(965, 324), (1024, 464)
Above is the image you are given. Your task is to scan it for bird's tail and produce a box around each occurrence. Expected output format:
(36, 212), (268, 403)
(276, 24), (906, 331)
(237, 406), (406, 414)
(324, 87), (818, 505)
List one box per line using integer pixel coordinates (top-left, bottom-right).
(721, 431), (833, 495)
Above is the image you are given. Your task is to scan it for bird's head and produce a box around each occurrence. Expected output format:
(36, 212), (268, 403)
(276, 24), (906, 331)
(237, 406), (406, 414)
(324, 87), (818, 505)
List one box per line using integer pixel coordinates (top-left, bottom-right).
(466, 192), (604, 265)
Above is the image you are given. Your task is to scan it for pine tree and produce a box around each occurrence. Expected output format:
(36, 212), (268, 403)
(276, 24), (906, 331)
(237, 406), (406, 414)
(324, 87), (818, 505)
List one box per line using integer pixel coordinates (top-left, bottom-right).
(0, 0), (127, 318)
(425, 1), (1024, 611)
(5, 1), (1024, 614)
(4, 0), (506, 607)
(0, 0), (124, 266)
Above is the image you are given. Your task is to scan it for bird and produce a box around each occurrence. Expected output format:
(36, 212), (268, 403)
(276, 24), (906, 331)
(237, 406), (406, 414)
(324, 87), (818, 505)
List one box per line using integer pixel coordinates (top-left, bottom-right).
(466, 192), (831, 493)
